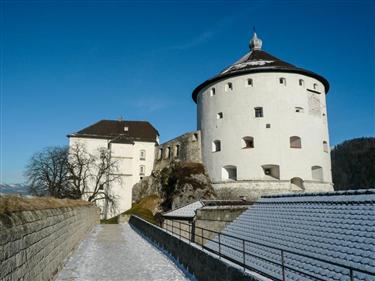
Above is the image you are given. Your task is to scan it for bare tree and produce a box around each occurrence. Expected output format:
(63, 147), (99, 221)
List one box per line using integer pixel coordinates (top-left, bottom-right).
(25, 146), (70, 198)
(67, 143), (120, 217)
(25, 143), (120, 217)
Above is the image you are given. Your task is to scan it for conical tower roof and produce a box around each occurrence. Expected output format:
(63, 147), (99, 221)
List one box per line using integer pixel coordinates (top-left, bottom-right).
(192, 32), (329, 102)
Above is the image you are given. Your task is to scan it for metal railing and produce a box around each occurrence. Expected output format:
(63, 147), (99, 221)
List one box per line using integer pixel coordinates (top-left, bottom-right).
(162, 220), (374, 281)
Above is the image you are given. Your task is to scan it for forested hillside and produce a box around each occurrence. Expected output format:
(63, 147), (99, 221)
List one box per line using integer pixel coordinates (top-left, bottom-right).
(332, 137), (375, 190)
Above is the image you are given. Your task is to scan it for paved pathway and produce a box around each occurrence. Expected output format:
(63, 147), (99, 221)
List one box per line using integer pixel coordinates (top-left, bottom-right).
(56, 224), (192, 281)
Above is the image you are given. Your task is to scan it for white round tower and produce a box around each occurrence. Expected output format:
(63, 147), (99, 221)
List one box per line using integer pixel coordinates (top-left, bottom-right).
(192, 33), (333, 198)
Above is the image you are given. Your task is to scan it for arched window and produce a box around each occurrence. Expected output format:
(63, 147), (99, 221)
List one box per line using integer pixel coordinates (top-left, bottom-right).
(210, 88), (216, 96)
(295, 107), (304, 113)
(323, 141), (329, 153)
(279, 77), (286, 85)
(262, 165), (280, 179)
(242, 137), (254, 149)
(291, 177), (304, 189)
(312, 166), (323, 181)
(222, 165), (237, 181)
(174, 145), (180, 158)
(299, 79), (304, 86)
(192, 133), (198, 142)
(225, 82), (233, 92)
(158, 148), (163, 160)
(164, 147), (171, 159)
(290, 136), (302, 148)
(212, 140), (221, 152)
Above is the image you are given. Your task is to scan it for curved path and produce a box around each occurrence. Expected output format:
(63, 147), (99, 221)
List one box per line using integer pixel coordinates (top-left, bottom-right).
(56, 224), (192, 281)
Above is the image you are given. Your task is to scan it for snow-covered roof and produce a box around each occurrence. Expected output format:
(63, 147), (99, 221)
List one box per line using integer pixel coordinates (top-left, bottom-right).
(162, 201), (204, 219)
(205, 189), (375, 280)
(192, 32), (329, 102)
(162, 199), (251, 219)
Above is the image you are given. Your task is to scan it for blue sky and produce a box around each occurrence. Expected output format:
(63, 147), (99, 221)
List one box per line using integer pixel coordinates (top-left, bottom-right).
(1, 0), (374, 183)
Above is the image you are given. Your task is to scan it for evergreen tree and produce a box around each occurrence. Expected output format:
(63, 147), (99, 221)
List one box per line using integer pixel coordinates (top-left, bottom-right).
(331, 137), (375, 190)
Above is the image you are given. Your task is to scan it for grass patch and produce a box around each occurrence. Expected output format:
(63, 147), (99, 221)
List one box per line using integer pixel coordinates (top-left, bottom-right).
(123, 195), (160, 225)
(100, 195), (160, 224)
(0, 195), (91, 215)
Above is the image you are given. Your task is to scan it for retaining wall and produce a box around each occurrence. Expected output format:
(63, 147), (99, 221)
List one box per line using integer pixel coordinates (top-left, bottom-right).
(129, 215), (260, 281)
(0, 205), (99, 281)
(214, 180), (333, 201)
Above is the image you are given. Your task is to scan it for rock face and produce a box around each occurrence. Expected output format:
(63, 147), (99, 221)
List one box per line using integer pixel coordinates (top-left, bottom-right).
(132, 161), (216, 212)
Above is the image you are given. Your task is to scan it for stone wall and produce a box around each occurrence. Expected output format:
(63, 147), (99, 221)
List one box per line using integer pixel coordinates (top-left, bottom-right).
(0, 205), (99, 281)
(214, 180), (333, 201)
(194, 206), (248, 245)
(129, 215), (260, 281)
(154, 131), (202, 170)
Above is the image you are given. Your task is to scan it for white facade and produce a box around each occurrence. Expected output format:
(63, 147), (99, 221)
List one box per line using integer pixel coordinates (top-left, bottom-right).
(69, 136), (156, 217)
(194, 33), (333, 194)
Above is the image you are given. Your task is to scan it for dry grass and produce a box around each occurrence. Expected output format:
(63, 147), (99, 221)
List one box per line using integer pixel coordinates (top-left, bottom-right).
(122, 194), (161, 224)
(0, 196), (91, 215)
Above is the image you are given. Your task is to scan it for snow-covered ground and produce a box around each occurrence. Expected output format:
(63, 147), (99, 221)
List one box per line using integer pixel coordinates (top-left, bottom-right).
(56, 224), (194, 281)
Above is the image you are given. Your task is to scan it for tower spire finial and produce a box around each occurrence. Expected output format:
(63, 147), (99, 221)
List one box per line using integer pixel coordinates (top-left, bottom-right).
(249, 28), (262, 51)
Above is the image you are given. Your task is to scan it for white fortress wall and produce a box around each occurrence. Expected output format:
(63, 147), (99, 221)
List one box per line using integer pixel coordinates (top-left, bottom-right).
(197, 72), (332, 191)
(69, 137), (156, 217)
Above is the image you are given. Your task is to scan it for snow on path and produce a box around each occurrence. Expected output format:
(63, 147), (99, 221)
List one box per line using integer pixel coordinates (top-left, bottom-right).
(56, 224), (192, 281)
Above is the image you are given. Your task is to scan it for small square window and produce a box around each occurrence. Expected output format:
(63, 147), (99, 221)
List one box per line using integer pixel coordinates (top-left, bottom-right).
(254, 107), (263, 118)
(140, 150), (146, 160)
(225, 82), (233, 92)
(217, 112), (223, 119)
(210, 88), (216, 96)
(266, 124), (271, 128)
(299, 79), (304, 86)
(247, 78), (253, 87)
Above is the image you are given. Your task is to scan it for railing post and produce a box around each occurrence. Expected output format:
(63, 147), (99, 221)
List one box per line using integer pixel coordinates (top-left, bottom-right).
(218, 233), (221, 259)
(243, 239), (246, 271)
(350, 269), (353, 281)
(188, 223), (191, 244)
(172, 221), (174, 235)
(281, 249), (285, 281)
(201, 228), (204, 248)
(191, 220), (195, 243)
(179, 221), (181, 239)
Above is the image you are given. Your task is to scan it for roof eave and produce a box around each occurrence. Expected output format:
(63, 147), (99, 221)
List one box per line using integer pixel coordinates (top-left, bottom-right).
(192, 68), (330, 103)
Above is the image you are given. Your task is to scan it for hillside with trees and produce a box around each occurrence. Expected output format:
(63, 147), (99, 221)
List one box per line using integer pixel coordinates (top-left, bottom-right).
(331, 137), (375, 190)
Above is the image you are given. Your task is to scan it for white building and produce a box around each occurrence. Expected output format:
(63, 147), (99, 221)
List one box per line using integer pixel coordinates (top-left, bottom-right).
(192, 33), (333, 197)
(68, 119), (159, 217)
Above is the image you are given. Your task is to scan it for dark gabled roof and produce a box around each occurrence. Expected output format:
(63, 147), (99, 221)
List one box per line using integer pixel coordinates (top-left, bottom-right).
(68, 120), (159, 143)
(192, 34), (330, 103)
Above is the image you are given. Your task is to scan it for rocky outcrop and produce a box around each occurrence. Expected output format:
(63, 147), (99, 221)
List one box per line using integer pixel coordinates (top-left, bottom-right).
(132, 161), (216, 212)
